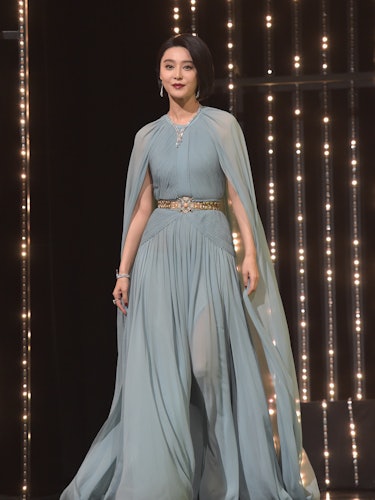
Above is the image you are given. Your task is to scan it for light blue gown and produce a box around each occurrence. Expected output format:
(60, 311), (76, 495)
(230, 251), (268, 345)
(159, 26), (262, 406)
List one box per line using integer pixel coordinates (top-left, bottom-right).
(61, 107), (320, 499)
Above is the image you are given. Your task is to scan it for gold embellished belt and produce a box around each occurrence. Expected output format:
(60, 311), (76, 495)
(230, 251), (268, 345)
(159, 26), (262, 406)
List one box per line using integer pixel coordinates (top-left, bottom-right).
(158, 196), (223, 214)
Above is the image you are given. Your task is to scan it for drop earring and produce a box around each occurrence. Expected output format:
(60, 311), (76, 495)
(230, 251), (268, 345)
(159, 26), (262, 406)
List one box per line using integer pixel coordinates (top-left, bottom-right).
(160, 84), (164, 98)
(195, 87), (200, 99)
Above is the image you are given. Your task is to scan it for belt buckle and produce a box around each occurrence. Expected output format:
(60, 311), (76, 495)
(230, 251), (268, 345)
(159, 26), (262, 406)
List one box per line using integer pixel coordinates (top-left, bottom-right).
(177, 196), (193, 213)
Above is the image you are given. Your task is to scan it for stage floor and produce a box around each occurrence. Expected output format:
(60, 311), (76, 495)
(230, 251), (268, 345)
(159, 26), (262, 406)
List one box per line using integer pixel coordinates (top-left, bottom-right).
(1, 493), (375, 499)
(324, 492), (375, 499)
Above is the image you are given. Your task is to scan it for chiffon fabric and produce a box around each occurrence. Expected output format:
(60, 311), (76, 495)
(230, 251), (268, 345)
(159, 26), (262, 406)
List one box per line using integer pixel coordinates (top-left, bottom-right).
(60, 107), (320, 499)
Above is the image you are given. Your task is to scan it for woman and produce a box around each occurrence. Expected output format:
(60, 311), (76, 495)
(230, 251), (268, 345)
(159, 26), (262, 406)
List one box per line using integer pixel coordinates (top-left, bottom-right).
(61, 34), (319, 499)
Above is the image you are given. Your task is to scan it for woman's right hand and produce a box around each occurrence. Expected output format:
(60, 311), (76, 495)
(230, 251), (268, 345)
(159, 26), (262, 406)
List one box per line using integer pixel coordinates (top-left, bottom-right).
(112, 277), (130, 315)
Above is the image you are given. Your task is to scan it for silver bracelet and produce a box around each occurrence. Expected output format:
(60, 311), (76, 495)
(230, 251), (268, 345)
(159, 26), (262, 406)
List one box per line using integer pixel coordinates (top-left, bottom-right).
(116, 269), (131, 280)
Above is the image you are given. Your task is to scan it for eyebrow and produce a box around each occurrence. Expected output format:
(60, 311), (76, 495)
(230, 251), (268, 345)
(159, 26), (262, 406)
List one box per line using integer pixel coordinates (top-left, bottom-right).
(162, 58), (194, 64)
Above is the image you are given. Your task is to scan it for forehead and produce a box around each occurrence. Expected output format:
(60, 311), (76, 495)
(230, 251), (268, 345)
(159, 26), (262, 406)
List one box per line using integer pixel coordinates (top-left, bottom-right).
(161, 46), (193, 62)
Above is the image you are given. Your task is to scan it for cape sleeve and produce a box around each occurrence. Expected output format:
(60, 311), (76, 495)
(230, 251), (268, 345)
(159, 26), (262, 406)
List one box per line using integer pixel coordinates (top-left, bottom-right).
(120, 120), (163, 252)
(205, 109), (319, 498)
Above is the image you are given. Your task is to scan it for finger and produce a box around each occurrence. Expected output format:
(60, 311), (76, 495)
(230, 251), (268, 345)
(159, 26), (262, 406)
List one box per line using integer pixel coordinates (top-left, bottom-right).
(118, 302), (128, 315)
(246, 276), (258, 295)
(115, 298), (128, 315)
(243, 273), (249, 289)
(112, 292), (128, 315)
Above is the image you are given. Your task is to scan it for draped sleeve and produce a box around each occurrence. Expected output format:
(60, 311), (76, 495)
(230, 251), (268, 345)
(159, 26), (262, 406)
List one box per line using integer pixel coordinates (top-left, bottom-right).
(119, 118), (164, 251)
(202, 107), (319, 498)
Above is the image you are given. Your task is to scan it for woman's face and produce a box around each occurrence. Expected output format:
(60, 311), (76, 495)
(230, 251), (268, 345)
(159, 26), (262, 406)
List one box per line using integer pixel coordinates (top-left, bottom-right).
(159, 46), (198, 102)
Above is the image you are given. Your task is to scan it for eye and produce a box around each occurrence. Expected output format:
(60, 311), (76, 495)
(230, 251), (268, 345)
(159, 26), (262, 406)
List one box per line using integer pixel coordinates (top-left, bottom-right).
(183, 65), (194, 71)
(165, 64), (174, 70)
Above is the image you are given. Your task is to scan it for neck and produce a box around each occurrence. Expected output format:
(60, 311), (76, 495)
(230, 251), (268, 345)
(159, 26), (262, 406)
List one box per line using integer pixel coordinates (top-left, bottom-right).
(168, 97), (201, 124)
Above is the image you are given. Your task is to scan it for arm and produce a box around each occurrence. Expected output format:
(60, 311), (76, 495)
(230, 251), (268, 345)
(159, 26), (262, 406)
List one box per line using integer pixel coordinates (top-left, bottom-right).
(112, 169), (153, 313)
(227, 180), (259, 294)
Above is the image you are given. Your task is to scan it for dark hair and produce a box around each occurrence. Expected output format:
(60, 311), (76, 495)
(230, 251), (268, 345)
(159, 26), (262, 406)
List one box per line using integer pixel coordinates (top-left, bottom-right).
(157, 33), (215, 101)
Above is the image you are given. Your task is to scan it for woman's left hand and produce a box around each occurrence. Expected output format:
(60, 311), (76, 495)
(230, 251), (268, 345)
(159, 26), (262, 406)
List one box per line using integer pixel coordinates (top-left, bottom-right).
(242, 254), (259, 295)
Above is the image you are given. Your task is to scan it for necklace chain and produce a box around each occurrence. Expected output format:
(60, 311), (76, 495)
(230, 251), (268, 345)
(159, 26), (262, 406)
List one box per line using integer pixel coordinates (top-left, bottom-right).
(168, 107), (201, 148)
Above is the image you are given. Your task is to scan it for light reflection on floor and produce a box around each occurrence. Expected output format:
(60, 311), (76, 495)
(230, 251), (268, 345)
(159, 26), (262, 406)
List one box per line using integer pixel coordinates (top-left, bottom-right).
(324, 492), (375, 500)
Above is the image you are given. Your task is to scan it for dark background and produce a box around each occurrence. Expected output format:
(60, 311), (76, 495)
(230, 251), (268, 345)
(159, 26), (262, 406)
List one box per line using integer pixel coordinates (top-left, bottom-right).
(1, 0), (374, 496)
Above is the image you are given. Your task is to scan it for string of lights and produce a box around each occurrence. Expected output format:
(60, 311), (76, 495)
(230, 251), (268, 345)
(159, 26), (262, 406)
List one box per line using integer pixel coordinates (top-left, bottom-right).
(190, 0), (197, 35)
(347, 398), (359, 486)
(321, 400), (331, 489)
(172, 1), (198, 39)
(320, 0), (337, 402)
(348, 0), (364, 401)
(264, 0), (278, 267)
(292, 0), (310, 402)
(172, 0), (181, 34)
(226, 0), (235, 114)
(18, 0), (31, 497)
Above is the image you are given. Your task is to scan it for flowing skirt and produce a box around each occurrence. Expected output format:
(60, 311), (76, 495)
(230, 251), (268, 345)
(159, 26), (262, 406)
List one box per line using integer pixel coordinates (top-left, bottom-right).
(61, 209), (317, 499)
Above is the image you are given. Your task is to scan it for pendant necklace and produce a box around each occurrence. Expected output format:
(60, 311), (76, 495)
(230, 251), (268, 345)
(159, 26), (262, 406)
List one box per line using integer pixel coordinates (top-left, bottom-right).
(173, 124), (187, 148)
(168, 107), (201, 148)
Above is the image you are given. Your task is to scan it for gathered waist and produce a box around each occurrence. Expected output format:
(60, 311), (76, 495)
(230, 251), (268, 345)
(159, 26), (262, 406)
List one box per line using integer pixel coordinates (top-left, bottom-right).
(157, 196), (223, 214)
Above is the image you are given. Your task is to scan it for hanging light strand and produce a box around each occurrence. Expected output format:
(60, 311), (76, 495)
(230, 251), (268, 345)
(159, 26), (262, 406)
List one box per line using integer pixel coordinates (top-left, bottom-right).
(292, 0), (310, 402)
(347, 398), (359, 486)
(190, 0), (197, 35)
(264, 0), (278, 267)
(320, 0), (337, 402)
(226, 0), (235, 114)
(172, 0), (181, 34)
(348, 0), (364, 401)
(18, 0), (31, 498)
(322, 400), (331, 488)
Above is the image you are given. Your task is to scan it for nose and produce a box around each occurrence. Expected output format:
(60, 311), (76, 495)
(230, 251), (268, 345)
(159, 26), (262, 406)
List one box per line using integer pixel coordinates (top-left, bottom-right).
(174, 66), (182, 80)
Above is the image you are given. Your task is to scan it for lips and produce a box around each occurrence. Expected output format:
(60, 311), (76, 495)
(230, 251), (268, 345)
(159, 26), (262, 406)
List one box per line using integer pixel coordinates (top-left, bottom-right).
(172, 84), (184, 89)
